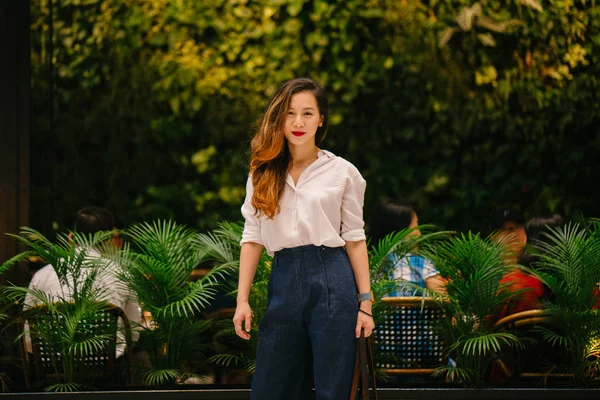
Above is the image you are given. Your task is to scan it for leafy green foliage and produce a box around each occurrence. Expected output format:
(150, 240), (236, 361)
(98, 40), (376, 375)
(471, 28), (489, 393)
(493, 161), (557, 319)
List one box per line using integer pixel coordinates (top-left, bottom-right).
(530, 221), (600, 384)
(114, 220), (234, 386)
(29, 0), (600, 238)
(0, 230), (119, 391)
(422, 233), (522, 385)
(195, 221), (270, 373)
(44, 382), (84, 393)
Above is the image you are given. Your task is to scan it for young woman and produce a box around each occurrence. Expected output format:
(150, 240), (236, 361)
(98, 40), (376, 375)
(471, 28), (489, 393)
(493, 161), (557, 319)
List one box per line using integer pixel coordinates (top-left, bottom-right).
(233, 78), (375, 399)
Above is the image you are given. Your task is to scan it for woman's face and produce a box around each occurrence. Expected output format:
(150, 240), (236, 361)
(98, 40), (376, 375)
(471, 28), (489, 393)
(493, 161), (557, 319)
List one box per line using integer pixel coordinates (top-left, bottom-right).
(283, 91), (323, 149)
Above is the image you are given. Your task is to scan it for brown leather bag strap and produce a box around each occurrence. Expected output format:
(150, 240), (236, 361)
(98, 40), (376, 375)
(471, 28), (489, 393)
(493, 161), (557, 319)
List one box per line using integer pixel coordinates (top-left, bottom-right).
(349, 329), (379, 400)
(358, 330), (369, 400)
(349, 346), (361, 400)
(366, 335), (379, 400)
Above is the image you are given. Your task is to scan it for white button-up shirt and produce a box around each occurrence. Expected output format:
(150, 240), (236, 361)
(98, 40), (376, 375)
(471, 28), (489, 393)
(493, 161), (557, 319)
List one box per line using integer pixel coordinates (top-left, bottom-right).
(241, 149), (367, 256)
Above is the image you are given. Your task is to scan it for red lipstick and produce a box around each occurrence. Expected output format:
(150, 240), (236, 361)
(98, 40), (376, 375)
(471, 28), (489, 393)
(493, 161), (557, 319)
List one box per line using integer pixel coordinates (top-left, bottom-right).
(292, 131), (305, 137)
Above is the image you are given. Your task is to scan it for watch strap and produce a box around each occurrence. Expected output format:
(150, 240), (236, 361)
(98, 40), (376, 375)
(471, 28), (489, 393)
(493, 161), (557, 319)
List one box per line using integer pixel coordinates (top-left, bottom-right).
(358, 291), (374, 303)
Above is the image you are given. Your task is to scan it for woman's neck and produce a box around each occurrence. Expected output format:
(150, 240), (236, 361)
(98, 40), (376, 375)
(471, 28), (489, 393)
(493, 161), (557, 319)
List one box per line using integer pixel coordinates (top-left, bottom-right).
(288, 143), (319, 167)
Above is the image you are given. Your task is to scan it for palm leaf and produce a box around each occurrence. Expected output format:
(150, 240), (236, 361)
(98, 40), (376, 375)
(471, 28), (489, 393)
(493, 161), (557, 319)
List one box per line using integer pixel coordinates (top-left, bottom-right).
(44, 382), (84, 392)
(143, 368), (182, 386)
(432, 365), (477, 382)
(116, 219), (233, 382)
(208, 353), (244, 368)
(530, 222), (600, 383)
(68, 334), (113, 357)
(156, 282), (218, 318)
(456, 332), (520, 356)
(0, 250), (39, 275)
(417, 232), (525, 383)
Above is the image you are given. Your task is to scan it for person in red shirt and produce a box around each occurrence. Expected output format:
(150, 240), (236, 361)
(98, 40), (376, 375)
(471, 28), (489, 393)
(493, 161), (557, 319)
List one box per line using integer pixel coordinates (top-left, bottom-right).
(491, 209), (545, 318)
(499, 270), (545, 316)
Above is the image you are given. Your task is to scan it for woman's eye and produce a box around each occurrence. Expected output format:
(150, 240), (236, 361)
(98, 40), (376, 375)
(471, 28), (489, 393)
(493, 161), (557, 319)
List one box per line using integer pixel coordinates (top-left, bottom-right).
(305, 112), (313, 116)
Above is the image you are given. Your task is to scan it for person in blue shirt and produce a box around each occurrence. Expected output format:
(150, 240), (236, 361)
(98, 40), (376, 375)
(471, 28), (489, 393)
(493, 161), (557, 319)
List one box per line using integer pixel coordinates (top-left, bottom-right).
(370, 199), (445, 296)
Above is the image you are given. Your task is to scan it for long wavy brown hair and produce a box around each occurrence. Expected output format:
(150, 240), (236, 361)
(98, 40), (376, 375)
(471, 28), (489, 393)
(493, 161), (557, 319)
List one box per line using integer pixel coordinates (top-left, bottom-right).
(249, 78), (329, 218)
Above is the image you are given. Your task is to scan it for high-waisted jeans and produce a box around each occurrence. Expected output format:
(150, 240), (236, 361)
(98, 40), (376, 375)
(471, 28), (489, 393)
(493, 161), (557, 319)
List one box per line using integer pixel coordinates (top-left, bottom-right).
(250, 245), (358, 400)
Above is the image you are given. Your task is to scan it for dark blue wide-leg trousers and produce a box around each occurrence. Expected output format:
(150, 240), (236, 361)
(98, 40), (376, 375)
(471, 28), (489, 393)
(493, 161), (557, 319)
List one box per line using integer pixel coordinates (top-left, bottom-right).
(250, 245), (358, 400)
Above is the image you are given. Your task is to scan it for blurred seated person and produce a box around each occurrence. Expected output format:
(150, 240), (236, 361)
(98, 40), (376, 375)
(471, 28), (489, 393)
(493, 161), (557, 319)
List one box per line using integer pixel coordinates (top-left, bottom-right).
(371, 199), (445, 296)
(490, 208), (528, 265)
(24, 206), (141, 358)
(519, 213), (565, 267)
(491, 208), (543, 316)
(491, 213), (571, 382)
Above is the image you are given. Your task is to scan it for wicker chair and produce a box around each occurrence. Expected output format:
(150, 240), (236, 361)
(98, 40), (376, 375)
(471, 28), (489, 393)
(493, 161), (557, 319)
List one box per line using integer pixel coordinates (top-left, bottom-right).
(22, 302), (134, 386)
(374, 297), (445, 376)
(493, 309), (572, 380)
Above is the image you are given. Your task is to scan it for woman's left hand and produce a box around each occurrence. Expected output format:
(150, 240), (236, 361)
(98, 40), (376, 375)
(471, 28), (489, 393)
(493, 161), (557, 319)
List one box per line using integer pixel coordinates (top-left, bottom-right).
(355, 307), (375, 338)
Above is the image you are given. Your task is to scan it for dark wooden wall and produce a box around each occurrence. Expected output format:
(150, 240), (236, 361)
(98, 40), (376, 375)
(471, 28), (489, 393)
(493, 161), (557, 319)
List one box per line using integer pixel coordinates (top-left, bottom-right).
(0, 0), (30, 286)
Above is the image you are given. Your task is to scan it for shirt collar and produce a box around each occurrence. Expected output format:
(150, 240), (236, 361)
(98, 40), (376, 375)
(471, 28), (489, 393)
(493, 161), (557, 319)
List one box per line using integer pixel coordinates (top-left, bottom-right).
(317, 149), (336, 159)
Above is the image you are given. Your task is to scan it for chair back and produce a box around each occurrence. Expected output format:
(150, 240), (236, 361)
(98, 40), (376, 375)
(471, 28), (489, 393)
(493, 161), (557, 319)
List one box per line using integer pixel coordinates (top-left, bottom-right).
(493, 309), (572, 380)
(24, 302), (133, 384)
(374, 297), (444, 375)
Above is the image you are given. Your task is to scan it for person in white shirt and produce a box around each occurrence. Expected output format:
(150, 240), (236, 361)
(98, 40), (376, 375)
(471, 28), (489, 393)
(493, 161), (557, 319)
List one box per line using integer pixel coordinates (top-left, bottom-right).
(233, 78), (374, 400)
(24, 207), (141, 358)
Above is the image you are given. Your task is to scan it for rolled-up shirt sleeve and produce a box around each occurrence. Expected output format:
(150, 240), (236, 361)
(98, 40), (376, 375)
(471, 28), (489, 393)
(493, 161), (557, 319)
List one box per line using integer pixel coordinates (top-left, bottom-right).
(240, 176), (264, 246)
(422, 258), (440, 279)
(340, 171), (367, 242)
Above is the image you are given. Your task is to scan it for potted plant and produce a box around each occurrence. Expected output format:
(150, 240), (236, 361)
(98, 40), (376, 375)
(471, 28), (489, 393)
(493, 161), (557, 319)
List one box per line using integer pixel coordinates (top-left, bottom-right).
(194, 221), (270, 375)
(112, 220), (236, 386)
(530, 221), (600, 385)
(420, 232), (522, 386)
(1, 229), (120, 392)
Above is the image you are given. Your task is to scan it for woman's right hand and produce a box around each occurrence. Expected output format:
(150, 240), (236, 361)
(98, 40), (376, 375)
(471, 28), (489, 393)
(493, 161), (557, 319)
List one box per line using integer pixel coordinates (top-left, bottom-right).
(233, 301), (253, 340)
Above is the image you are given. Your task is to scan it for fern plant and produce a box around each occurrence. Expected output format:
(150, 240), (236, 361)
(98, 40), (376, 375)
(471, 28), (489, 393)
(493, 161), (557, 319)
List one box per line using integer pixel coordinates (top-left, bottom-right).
(0, 228), (117, 392)
(530, 221), (600, 385)
(112, 220), (235, 386)
(420, 232), (523, 385)
(195, 221), (270, 373)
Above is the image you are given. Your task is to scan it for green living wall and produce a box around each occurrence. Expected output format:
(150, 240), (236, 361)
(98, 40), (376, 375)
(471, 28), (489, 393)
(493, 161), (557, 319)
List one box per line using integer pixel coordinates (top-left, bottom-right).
(30, 0), (600, 237)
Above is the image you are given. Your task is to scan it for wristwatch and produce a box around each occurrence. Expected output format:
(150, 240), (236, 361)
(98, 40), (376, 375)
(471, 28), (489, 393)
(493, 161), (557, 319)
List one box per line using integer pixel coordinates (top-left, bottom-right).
(357, 291), (374, 303)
